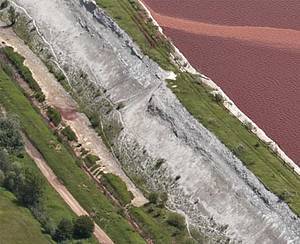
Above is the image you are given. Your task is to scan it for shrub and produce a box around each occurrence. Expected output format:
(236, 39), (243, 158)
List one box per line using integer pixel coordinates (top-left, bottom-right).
(212, 93), (223, 103)
(34, 91), (45, 103)
(47, 107), (61, 126)
(84, 154), (99, 168)
(0, 0), (8, 10)
(62, 126), (77, 142)
(166, 212), (186, 230)
(148, 192), (159, 204)
(17, 170), (44, 207)
(159, 192), (168, 207)
(155, 158), (165, 169)
(73, 216), (94, 239)
(54, 218), (74, 242)
(0, 117), (23, 153)
(3, 47), (45, 100)
(88, 113), (100, 128)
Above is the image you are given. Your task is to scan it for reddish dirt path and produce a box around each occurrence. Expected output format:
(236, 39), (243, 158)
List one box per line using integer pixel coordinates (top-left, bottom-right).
(141, 0), (300, 164)
(24, 137), (114, 244)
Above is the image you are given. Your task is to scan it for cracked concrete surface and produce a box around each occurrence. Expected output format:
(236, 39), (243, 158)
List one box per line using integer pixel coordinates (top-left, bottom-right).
(6, 0), (300, 242)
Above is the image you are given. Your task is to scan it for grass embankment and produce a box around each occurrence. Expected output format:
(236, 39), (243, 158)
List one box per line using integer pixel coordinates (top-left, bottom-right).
(16, 153), (75, 225)
(0, 68), (145, 244)
(95, 0), (300, 215)
(96, 0), (174, 71)
(0, 187), (51, 244)
(129, 205), (192, 244)
(101, 173), (133, 206)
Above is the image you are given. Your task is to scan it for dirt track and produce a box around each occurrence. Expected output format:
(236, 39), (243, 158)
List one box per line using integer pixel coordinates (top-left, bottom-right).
(24, 137), (113, 244)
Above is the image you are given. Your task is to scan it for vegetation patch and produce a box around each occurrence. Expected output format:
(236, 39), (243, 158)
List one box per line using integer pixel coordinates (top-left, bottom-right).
(101, 173), (133, 206)
(47, 106), (62, 126)
(0, 188), (50, 244)
(130, 204), (196, 244)
(0, 68), (145, 243)
(61, 126), (78, 142)
(2, 47), (45, 102)
(84, 154), (100, 168)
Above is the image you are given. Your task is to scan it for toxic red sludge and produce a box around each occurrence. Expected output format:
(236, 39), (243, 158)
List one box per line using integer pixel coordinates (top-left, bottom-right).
(143, 0), (300, 164)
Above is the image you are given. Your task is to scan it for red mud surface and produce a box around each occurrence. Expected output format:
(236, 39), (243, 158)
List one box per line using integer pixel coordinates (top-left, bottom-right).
(143, 0), (300, 164)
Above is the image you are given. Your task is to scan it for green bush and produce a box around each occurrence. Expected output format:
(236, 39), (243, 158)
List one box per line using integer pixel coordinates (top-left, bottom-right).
(54, 218), (73, 242)
(3, 47), (45, 102)
(47, 107), (61, 126)
(61, 126), (77, 142)
(18, 170), (44, 207)
(148, 192), (159, 204)
(101, 173), (134, 206)
(0, 0), (8, 10)
(166, 212), (186, 230)
(84, 154), (99, 168)
(73, 216), (94, 239)
(0, 117), (23, 153)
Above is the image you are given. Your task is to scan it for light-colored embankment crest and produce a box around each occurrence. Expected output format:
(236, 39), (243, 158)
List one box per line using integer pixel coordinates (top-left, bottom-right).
(4, 0), (300, 242)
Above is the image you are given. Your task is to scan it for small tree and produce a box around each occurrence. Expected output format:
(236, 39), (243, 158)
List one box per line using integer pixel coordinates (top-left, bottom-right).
(148, 192), (159, 204)
(54, 218), (73, 242)
(47, 107), (62, 126)
(8, 6), (17, 25)
(0, 117), (23, 153)
(18, 170), (44, 207)
(61, 126), (77, 142)
(73, 216), (94, 239)
(0, 0), (8, 10)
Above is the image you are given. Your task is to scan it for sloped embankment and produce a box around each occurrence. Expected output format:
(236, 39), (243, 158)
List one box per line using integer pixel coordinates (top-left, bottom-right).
(3, 0), (300, 242)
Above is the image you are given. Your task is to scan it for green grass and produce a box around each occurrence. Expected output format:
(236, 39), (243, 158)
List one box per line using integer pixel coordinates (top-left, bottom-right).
(101, 173), (133, 206)
(3, 46), (45, 102)
(15, 153), (75, 224)
(95, 0), (300, 216)
(16, 155), (97, 244)
(129, 205), (195, 244)
(95, 0), (175, 71)
(0, 187), (51, 244)
(84, 154), (100, 168)
(0, 68), (145, 244)
(62, 126), (78, 142)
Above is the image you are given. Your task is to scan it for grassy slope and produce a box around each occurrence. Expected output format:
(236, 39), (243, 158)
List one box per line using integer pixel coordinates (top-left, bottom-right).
(15, 153), (75, 224)
(0, 69), (144, 244)
(101, 173), (133, 206)
(0, 188), (51, 244)
(95, 0), (300, 215)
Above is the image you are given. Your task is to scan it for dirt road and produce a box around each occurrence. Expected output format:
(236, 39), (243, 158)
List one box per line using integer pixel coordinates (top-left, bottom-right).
(24, 137), (114, 244)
